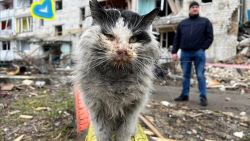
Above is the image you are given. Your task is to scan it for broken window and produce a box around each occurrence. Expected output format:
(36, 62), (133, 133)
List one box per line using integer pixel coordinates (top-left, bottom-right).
(55, 25), (63, 36)
(2, 41), (11, 50)
(18, 41), (30, 52)
(16, 0), (32, 8)
(202, 0), (212, 3)
(156, 0), (167, 17)
(99, 0), (128, 9)
(16, 17), (33, 33)
(1, 20), (12, 30)
(40, 19), (44, 26)
(0, 0), (13, 9)
(55, 0), (63, 10)
(80, 7), (85, 21)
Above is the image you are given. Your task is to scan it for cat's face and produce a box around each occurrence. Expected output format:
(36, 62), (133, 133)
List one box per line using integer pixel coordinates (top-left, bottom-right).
(89, 0), (159, 69)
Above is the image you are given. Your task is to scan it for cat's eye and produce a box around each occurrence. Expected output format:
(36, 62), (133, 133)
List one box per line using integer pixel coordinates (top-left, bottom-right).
(104, 33), (115, 41)
(129, 36), (137, 43)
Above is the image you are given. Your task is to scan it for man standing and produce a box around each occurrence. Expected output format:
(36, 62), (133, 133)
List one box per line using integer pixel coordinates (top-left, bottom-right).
(172, 1), (214, 106)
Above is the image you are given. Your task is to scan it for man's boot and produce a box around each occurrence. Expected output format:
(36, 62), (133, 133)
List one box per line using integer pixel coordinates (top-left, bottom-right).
(174, 95), (189, 102)
(200, 96), (208, 106)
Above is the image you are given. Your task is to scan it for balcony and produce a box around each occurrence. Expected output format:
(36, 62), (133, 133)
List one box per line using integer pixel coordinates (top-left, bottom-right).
(153, 15), (186, 32)
(0, 30), (14, 36)
(0, 9), (15, 19)
(14, 7), (30, 17)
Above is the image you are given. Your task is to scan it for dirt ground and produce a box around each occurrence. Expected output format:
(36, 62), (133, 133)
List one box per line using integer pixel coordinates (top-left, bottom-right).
(152, 85), (250, 117)
(0, 79), (250, 141)
(0, 81), (77, 141)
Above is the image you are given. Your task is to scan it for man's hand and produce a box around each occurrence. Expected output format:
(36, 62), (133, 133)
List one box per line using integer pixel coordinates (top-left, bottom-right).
(172, 54), (178, 61)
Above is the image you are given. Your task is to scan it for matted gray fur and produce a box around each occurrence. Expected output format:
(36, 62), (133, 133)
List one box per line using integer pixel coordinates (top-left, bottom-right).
(73, 0), (159, 140)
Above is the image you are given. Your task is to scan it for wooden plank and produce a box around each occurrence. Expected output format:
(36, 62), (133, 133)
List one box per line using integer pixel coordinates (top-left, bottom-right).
(139, 115), (166, 139)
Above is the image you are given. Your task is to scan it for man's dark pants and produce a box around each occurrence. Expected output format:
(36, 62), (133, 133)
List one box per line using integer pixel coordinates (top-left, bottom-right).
(180, 49), (207, 98)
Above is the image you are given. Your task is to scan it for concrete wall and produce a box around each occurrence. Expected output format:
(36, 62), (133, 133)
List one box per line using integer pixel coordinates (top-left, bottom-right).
(200, 0), (239, 61)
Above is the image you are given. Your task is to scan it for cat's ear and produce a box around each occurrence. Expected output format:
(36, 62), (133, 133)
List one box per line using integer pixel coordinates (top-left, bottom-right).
(89, 0), (106, 25)
(139, 8), (159, 30)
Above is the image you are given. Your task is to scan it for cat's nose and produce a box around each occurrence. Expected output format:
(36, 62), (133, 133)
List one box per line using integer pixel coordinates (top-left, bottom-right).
(116, 49), (128, 56)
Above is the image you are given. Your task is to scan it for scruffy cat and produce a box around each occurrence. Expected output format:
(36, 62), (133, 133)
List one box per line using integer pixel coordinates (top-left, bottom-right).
(73, 0), (159, 140)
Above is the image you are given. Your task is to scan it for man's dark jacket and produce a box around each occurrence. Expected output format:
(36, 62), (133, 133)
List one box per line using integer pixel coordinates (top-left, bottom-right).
(172, 16), (214, 54)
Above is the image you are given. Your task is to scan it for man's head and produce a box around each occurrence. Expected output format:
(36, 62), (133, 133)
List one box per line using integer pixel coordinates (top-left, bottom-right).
(189, 1), (200, 15)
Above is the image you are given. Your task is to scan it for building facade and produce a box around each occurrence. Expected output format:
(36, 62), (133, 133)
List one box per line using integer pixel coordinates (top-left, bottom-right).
(1, 0), (249, 63)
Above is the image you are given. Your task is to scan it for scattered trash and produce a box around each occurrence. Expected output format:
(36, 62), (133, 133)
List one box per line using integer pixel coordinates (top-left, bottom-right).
(219, 86), (226, 91)
(233, 131), (244, 138)
(191, 129), (197, 134)
(161, 101), (175, 107)
(8, 110), (21, 115)
(19, 115), (33, 119)
(0, 103), (4, 109)
(35, 81), (46, 88)
(144, 130), (154, 136)
(22, 80), (34, 86)
(3, 128), (9, 132)
(225, 97), (231, 101)
(35, 107), (51, 111)
(63, 111), (71, 116)
(240, 112), (247, 116)
(13, 135), (24, 141)
(0, 84), (14, 91)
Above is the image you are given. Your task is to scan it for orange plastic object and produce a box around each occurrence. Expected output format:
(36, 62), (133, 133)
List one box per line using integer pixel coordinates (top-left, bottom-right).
(74, 85), (90, 134)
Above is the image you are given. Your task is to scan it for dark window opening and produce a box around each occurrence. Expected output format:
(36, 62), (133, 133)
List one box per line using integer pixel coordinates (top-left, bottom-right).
(99, 0), (128, 9)
(56, 0), (63, 10)
(2, 1), (13, 9)
(55, 25), (63, 36)
(1, 20), (12, 30)
(40, 19), (44, 26)
(156, 0), (167, 17)
(202, 0), (212, 3)
(162, 33), (167, 47)
(167, 3), (172, 15)
(1, 21), (7, 30)
(167, 32), (175, 48)
(2, 41), (11, 50)
(160, 32), (175, 48)
(80, 7), (85, 21)
(42, 43), (72, 66)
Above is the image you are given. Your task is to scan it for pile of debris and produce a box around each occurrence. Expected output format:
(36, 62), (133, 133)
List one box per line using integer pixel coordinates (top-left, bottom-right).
(143, 101), (250, 141)
(206, 66), (250, 92)
(205, 22), (250, 92)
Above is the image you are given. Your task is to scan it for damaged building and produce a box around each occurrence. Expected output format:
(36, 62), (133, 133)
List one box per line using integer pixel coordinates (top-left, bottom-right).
(0, 0), (135, 67)
(0, 0), (87, 67)
(152, 0), (243, 61)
